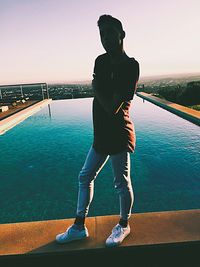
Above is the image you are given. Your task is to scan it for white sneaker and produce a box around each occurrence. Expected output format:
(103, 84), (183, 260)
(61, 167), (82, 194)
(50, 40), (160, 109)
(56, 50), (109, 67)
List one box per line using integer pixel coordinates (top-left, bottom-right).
(56, 224), (89, 244)
(105, 224), (130, 247)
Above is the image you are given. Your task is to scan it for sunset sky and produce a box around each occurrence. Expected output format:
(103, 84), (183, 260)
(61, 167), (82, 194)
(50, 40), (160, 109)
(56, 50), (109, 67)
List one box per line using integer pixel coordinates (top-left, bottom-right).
(0, 0), (199, 85)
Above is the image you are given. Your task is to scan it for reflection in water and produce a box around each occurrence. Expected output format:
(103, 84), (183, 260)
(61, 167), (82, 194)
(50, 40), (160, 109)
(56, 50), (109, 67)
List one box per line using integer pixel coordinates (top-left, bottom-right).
(48, 104), (52, 119)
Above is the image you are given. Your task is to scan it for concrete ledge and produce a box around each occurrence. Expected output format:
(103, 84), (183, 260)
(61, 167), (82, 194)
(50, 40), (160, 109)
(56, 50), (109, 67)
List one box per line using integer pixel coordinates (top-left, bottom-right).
(0, 99), (52, 135)
(136, 92), (200, 126)
(0, 210), (199, 266)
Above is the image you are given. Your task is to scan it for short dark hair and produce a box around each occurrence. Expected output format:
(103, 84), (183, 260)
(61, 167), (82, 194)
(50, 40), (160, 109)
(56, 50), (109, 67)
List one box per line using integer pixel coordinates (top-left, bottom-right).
(97, 14), (124, 33)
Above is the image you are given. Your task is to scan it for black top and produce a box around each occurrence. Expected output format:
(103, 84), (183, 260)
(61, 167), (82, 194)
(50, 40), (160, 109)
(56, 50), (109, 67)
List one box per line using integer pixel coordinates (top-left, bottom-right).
(92, 53), (140, 155)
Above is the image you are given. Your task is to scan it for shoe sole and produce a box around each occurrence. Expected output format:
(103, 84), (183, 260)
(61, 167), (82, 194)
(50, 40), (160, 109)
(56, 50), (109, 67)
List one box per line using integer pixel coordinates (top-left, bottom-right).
(105, 231), (130, 247)
(56, 234), (89, 244)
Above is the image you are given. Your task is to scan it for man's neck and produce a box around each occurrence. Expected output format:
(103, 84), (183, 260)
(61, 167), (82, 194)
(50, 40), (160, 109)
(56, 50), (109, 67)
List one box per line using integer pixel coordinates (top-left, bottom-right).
(108, 48), (128, 65)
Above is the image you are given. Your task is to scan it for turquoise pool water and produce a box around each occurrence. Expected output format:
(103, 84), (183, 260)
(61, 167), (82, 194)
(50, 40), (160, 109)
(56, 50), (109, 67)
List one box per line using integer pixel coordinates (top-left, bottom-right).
(0, 96), (200, 223)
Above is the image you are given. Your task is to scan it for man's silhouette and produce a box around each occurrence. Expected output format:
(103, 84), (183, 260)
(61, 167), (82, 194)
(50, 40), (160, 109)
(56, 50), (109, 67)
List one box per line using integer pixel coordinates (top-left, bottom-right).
(56, 14), (140, 247)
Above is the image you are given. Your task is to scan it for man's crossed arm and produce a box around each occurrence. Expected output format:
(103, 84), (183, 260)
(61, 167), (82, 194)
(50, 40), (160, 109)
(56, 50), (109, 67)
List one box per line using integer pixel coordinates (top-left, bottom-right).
(92, 78), (124, 115)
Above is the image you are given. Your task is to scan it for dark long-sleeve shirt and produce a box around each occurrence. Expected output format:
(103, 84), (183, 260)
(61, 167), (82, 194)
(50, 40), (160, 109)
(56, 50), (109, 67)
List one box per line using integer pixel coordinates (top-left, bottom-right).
(92, 52), (140, 155)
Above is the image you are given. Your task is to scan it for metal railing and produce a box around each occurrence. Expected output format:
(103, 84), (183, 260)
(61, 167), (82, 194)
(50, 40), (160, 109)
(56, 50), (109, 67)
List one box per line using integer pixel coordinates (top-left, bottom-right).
(0, 83), (49, 103)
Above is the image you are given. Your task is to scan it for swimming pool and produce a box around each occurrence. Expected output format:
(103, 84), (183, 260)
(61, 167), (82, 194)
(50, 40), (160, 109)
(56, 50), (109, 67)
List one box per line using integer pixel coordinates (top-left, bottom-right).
(0, 95), (199, 223)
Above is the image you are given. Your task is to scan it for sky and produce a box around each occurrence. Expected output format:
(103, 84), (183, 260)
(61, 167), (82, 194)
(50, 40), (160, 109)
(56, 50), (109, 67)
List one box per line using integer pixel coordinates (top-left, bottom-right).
(0, 0), (199, 85)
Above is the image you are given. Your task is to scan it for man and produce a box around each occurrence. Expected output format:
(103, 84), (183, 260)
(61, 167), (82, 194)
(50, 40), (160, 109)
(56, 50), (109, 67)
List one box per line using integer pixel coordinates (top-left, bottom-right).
(56, 14), (140, 247)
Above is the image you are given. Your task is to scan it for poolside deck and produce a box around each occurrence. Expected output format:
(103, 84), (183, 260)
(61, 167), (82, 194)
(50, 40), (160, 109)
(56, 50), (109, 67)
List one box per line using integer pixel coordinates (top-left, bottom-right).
(0, 209), (199, 266)
(0, 100), (39, 121)
(0, 99), (52, 135)
(136, 92), (200, 126)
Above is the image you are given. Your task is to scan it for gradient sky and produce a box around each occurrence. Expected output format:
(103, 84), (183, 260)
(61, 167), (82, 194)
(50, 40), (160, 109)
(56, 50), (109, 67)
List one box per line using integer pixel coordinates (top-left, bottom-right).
(0, 0), (199, 84)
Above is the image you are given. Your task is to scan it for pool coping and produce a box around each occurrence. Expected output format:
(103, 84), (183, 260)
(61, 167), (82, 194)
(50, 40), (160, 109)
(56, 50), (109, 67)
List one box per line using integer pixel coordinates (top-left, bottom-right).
(0, 99), (52, 135)
(0, 209), (200, 266)
(0, 209), (199, 256)
(136, 92), (200, 126)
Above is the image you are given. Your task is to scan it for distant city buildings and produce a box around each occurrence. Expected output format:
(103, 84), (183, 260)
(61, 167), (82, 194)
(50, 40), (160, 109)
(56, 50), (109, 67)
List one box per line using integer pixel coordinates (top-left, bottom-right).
(47, 83), (93, 99)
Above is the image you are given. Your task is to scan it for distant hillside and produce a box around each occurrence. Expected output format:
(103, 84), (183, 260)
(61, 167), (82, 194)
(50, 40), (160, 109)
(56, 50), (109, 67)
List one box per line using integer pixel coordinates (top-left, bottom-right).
(49, 80), (91, 85)
(49, 72), (200, 86)
(138, 73), (200, 87)
(137, 74), (200, 111)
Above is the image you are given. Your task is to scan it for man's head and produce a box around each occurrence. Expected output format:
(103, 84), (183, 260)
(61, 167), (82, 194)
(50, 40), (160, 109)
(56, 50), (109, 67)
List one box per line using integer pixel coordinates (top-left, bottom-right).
(97, 14), (125, 54)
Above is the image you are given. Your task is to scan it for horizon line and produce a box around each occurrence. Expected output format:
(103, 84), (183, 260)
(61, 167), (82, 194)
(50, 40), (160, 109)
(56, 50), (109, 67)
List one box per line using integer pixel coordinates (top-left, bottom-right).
(1, 71), (200, 86)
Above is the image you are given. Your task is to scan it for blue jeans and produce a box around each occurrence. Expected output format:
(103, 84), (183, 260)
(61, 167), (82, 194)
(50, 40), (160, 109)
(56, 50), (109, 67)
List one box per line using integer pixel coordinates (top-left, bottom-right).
(76, 145), (134, 220)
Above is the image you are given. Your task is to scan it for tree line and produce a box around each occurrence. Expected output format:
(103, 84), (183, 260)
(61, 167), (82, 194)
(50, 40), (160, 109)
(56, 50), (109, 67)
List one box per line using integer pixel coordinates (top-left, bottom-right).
(138, 81), (200, 106)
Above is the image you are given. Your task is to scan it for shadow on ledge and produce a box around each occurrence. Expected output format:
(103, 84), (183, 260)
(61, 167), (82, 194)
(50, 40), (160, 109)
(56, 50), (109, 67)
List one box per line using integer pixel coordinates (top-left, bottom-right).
(0, 210), (200, 267)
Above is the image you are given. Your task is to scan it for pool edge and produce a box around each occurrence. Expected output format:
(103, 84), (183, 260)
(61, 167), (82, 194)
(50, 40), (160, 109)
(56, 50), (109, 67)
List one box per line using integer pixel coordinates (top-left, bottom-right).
(136, 92), (200, 126)
(0, 209), (199, 266)
(0, 99), (52, 135)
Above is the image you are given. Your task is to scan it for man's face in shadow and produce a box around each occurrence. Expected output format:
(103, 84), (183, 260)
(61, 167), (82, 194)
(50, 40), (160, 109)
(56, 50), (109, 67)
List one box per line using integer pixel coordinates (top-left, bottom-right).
(99, 24), (123, 54)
